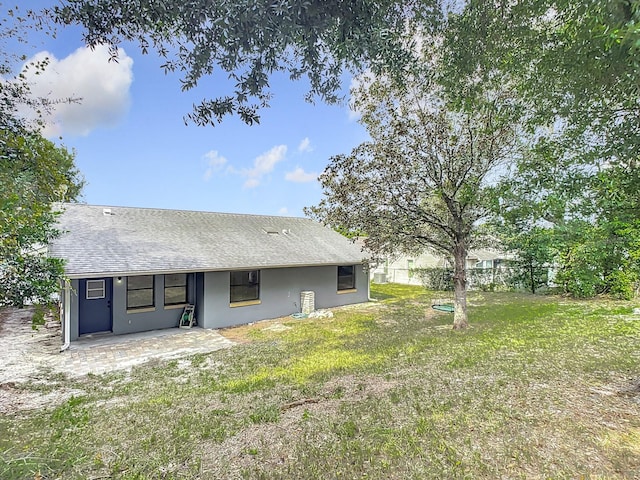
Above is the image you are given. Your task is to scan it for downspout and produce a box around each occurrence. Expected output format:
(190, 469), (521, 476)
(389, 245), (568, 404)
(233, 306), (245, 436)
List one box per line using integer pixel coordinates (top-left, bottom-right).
(60, 279), (71, 352)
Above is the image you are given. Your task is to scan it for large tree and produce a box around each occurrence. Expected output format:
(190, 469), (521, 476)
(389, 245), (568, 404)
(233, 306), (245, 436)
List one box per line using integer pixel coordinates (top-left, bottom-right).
(49, 0), (439, 126)
(495, 144), (640, 298)
(441, 0), (640, 298)
(0, 127), (84, 307)
(307, 76), (519, 328)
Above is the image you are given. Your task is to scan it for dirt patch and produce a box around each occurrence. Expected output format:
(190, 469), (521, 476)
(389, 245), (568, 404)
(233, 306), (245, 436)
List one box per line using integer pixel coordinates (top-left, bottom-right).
(220, 303), (380, 343)
(0, 307), (62, 384)
(219, 316), (293, 343)
(0, 307), (77, 414)
(0, 382), (84, 415)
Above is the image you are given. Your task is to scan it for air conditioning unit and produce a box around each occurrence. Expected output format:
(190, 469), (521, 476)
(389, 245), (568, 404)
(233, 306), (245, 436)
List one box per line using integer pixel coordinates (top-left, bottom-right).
(300, 291), (315, 314)
(373, 272), (387, 284)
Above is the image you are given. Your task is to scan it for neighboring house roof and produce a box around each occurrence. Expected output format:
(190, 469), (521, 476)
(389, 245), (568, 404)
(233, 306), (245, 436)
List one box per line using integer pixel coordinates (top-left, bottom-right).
(49, 204), (367, 278)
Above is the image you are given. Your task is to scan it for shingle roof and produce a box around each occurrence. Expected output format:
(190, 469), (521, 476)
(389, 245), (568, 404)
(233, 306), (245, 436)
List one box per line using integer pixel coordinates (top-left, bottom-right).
(49, 204), (367, 278)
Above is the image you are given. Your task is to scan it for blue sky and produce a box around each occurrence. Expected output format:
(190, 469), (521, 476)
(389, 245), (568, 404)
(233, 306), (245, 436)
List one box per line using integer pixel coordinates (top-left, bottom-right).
(9, 1), (369, 217)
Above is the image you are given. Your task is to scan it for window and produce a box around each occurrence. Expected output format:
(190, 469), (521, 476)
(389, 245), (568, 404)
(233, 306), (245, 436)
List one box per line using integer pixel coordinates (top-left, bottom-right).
(165, 273), (188, 306)
(230, 270), (260, 303)
(475, 260), (492, 269)
(127, 275), (154, 309)
(407, 259), (415, 278)
(86, 279), (105, 299)
(337, 265), (356, 291)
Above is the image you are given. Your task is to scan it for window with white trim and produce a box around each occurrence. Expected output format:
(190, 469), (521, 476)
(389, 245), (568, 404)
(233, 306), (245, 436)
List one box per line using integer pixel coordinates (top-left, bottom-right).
(86, 279), (105, 299)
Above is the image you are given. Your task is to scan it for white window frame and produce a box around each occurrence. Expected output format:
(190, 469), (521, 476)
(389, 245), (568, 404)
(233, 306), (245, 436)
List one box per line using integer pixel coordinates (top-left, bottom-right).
(86, 279), (106, 300)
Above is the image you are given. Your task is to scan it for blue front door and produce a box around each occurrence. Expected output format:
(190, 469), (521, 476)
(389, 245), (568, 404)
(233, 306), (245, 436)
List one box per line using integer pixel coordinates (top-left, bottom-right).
(79, 278), (113, 335)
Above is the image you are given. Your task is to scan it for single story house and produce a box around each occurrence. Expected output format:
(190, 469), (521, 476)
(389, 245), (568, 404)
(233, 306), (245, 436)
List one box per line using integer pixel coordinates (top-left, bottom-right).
(49, 204), (369, 347)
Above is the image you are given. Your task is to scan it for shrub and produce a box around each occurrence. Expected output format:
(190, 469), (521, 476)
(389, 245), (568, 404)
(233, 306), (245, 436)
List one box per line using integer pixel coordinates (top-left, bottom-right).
(606, 270), (638, 300)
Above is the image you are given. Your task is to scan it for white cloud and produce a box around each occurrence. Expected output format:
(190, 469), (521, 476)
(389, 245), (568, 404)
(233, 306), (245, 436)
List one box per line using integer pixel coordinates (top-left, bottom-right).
(203, 150), (228, 181)
(244, 178), (260, 189)
(20, 45), (134, 137)
(242, 144), (287, 188)
(297, 137), (312, 153)
(278, 207), (289, 215)
(285, 166), (317, 183)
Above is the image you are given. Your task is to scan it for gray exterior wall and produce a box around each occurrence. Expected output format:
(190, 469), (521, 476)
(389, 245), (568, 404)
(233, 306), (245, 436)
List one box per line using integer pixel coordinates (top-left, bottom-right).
(68, 279), (80, 341)
(200, 264), (369, 329)
(67, 274), (196, 341)
(66, 264), (368, 340)
(110, 274), (196, 336)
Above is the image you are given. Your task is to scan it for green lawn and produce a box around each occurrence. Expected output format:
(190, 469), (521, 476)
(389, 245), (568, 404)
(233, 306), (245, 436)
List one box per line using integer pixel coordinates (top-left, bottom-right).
(2, 284), (640, 479)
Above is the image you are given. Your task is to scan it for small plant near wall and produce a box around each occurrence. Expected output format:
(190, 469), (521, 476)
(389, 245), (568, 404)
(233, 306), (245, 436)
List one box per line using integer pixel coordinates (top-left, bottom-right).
(31, 304), (46, 330)
(30, 302), (59, 330)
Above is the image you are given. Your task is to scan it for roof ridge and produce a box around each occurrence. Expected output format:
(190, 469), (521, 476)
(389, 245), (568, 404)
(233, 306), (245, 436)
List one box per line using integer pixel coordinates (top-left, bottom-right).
(59, 202), (312, 221)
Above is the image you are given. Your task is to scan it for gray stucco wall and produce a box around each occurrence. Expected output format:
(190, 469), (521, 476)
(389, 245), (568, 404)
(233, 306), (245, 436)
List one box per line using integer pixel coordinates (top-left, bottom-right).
(68, 279), (80, 341)
(110, 274), (196, 335)
(66, 264), (368, 340)
(200, 264), (369, 329)
(67, 274), (196, 340)
(195, 272), (205, 327)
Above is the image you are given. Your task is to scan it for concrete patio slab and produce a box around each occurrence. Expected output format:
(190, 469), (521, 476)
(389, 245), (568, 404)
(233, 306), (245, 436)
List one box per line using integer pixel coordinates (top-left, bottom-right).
(0, 307), (234, 383)
(62, 327), (234, 376)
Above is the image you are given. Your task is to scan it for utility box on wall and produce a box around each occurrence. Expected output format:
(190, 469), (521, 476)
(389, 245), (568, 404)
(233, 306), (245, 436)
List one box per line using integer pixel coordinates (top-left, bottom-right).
(300, 291), (315, 314)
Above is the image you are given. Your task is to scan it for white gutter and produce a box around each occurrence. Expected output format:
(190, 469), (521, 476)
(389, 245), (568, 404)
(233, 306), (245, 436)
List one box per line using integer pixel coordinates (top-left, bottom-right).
(366, 261), (376, 301)
(60, 280), (71, 352)
(65, 261), (370, 280)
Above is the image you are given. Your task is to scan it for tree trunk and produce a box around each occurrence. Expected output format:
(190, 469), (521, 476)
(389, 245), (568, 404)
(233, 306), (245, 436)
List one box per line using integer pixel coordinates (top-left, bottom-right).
(530, 263), (536, 294)
(452, 241), (469, 329)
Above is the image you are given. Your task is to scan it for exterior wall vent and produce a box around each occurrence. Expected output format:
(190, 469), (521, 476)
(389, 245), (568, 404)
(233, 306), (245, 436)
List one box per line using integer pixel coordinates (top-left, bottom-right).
(263, 228), (279, 235)
(301, 291), (315, 314)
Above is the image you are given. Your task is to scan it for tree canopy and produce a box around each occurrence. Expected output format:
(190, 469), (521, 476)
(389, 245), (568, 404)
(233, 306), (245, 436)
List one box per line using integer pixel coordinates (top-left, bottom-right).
(307, 73), (520, 328)
(50, 0), (439, 126)
(47, 0), (640, 142)
(0, 127), (84, 307)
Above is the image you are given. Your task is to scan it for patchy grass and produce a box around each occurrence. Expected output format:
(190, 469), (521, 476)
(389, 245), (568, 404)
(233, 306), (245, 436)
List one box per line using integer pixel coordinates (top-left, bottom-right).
(2, 284), (640, 479)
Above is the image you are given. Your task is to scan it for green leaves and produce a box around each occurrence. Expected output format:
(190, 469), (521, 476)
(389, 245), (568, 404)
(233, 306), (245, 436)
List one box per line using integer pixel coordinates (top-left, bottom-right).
(496, 161), (640, 298)
(308, 71), (520, 327)
(0, 191), (64, 307)
(0, 128), (83, 307)
(50, 0), (436, 125)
